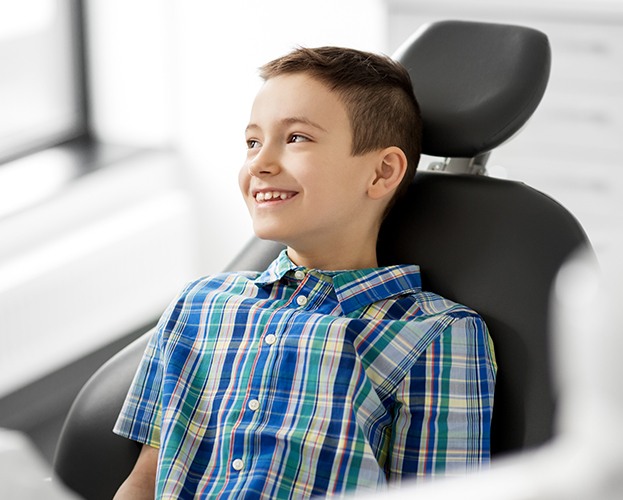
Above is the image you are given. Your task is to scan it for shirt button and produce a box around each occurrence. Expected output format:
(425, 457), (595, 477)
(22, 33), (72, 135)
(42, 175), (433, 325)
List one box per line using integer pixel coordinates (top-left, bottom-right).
(232, 458), (244, 471)
(296, 295), (308, 306)
(294, 270), (306, 280)
(264, 333), (276, 345)
(248, 399), (260, 411)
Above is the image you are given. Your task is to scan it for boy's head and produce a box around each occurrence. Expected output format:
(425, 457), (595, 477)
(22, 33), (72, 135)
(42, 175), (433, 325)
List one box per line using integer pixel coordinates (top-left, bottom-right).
(259, 46), (422, 204)
(240, 46), (422, 269)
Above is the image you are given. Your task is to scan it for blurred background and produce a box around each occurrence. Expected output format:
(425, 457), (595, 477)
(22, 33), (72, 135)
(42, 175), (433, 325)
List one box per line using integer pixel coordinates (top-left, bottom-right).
(0, 0), (621, 480)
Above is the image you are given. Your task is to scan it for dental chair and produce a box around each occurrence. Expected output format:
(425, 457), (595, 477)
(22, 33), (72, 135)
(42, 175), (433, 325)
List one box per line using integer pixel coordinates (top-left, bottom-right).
(53, 20), (592, 500)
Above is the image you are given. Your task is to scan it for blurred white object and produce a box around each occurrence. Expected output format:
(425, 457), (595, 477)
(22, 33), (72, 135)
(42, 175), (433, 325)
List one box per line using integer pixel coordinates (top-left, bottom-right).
(354, 238), (623, 499)
(0, 428), (79, 499)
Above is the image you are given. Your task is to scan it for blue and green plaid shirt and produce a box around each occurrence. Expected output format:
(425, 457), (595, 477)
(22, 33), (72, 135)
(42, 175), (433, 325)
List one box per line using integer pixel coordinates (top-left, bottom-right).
(115, 250), (496, 498)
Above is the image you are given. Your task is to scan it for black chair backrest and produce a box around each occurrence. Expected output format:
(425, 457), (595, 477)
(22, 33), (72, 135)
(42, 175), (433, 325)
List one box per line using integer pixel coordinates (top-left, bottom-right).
(53, 20), (592, 499)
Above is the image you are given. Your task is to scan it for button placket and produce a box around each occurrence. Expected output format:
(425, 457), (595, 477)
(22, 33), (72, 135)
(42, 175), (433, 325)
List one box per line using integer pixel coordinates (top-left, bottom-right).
(230, 307), (296, 479)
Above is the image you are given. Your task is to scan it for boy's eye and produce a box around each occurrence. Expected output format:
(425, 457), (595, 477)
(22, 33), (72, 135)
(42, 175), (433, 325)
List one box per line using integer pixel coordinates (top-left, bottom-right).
(288, 134), (309, 144)
(246, 139), (261, 149)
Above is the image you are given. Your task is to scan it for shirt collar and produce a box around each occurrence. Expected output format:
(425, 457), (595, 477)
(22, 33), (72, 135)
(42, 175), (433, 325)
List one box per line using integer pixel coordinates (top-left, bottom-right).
(254, 250), (422, 315)
(254, 249), (299, 286)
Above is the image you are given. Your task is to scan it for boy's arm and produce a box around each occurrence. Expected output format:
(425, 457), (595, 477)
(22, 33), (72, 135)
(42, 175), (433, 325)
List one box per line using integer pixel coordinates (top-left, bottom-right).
(388, 315), (496, 481)
(113, 444), (159, 499)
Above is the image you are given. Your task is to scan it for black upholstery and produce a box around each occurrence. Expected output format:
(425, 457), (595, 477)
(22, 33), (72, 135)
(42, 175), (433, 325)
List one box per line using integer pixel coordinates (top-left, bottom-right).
(52, 333), (147, 500)
(53, 20), (591, 499)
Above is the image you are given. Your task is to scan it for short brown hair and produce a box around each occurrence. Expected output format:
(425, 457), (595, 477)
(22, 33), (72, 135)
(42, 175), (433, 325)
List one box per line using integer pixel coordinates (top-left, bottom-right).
(259, 46), (422, 205)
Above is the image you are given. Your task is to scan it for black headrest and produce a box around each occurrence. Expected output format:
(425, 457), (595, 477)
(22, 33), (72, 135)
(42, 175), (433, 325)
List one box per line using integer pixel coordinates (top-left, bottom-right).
(393, 20), (551, 158)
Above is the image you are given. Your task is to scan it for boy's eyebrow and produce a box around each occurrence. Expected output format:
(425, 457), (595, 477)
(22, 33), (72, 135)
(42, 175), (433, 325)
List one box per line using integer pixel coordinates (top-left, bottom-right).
(245, 116), (328, 133)
(280, 116), (328, 132)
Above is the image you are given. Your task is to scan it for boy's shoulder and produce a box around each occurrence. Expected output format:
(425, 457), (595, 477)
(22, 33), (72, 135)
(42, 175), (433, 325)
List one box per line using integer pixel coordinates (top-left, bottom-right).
(192, 269), (260, 285)
(405, 288), (484, 323)
(175, 270), (262, 300)
(185, 269), (259, 288)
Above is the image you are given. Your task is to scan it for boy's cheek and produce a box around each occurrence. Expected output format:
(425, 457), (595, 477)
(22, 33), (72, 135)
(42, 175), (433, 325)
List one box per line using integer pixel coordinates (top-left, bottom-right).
(238, 167), (251, 195)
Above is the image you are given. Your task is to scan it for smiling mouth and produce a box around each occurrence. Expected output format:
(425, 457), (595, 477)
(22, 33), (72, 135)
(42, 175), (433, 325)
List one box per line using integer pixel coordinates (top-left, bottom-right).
(254, 191), (297, 203)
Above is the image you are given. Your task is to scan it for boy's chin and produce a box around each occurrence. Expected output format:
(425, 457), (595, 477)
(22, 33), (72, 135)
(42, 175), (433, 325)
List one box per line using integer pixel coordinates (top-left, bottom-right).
(252, 226), (288, 245)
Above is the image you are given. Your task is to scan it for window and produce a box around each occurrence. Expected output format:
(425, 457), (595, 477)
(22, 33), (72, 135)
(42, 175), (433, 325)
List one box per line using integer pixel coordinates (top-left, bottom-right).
(0, 0), (87, 164)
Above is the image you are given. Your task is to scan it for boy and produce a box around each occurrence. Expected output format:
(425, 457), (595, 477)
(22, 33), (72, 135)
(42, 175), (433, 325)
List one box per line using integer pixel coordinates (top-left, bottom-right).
(113, 46), (496, 499)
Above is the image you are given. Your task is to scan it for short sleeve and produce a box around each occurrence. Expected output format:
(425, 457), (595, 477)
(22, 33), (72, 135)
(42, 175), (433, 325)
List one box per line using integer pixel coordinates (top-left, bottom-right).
(113, 326), (165, 448)
(388, 314), (496, 482)
(112, 278), (201, 447)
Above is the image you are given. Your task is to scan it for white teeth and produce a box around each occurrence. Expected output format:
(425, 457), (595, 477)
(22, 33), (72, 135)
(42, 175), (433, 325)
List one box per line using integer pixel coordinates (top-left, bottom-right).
(254, 191), (293, 202)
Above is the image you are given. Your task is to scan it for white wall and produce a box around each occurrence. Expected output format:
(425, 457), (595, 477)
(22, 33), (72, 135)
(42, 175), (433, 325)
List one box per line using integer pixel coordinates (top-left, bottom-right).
(86, 0), (388, 274)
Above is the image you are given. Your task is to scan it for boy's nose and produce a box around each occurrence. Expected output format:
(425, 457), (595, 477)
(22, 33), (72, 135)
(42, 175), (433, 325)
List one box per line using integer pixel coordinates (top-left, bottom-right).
(248, 148), (280, 177)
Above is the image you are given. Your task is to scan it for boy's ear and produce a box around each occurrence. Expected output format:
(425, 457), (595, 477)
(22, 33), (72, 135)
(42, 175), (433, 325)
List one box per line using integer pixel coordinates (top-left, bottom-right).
(367, 147), (408, 200)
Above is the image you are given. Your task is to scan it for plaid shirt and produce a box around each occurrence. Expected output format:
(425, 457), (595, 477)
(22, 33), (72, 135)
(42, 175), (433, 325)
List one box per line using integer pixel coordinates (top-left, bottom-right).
(115, 250), (496, 498)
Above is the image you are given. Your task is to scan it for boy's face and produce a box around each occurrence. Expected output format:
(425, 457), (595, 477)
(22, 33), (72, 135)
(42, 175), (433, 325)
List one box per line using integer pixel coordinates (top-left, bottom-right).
(239, 73), (381, 259)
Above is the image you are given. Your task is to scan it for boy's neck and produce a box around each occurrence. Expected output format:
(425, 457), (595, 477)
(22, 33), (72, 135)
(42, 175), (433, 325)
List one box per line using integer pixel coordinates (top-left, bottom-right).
(286, 245), (379, 271)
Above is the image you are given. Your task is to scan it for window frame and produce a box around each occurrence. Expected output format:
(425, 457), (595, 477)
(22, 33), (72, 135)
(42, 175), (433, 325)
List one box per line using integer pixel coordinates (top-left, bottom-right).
(0, 0), (91, 166)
